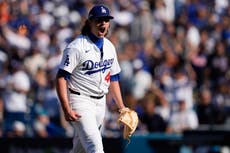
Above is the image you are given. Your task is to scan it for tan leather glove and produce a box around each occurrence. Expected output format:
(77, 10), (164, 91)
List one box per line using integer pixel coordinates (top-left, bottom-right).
(118, 107), (139, 139)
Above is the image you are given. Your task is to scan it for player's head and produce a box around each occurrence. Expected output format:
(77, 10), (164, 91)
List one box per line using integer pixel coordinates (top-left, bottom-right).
(88, 4), (114, 20)
(81, 4), (113, 38)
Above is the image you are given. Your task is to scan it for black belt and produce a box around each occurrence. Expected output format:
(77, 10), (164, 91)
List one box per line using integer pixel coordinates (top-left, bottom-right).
(69, 88), (104, 99)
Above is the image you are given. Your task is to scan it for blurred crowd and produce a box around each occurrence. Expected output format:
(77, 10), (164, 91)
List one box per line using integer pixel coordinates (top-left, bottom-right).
(0, 0), (230, 140)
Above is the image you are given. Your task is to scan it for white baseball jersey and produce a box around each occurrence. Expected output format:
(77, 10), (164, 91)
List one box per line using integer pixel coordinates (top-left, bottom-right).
(59, 34), (121, 97)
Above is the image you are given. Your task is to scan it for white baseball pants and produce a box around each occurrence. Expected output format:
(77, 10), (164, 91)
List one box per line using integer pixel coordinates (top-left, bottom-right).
(69, 93), (106, 153)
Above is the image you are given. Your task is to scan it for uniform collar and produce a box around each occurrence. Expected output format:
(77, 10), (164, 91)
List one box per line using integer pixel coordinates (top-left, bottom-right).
(88, 33), (104, 51)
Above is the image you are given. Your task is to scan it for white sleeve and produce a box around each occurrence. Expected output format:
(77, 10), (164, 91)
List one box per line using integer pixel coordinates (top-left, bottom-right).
(110, 49), (121, 75)
(59, 47), (80, 73)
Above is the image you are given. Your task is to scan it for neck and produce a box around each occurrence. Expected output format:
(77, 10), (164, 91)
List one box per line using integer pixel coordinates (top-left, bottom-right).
(88, 33), (104, 50)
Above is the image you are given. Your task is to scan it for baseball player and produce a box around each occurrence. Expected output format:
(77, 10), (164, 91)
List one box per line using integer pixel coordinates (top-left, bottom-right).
(55, 4), (126, 153)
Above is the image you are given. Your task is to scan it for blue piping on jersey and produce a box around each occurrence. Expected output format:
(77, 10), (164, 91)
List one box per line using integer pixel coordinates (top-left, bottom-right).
(57, 69), (71, 80)
(110, 73), (120, 81)
(88, 33), (104, 50)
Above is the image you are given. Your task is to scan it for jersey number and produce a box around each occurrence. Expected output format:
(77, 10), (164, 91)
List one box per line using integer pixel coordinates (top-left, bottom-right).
(105, 72), (110, 83)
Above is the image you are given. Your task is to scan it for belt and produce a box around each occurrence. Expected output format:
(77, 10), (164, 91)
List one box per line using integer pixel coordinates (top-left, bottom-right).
(69, 88), (104, 99)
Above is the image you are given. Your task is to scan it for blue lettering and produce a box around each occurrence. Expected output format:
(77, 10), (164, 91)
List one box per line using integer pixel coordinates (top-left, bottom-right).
(82, 58), (114, 75)
(99, 61), (104, 67)
(82, 60), (93, 70)
(95, 62), (99, 68)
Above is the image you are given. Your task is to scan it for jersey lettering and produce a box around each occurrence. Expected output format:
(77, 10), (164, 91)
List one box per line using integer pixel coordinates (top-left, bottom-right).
(82, 58), (114, 75)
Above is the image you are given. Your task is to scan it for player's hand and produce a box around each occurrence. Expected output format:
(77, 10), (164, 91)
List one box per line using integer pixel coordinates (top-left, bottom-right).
(64, 110), (81, 121)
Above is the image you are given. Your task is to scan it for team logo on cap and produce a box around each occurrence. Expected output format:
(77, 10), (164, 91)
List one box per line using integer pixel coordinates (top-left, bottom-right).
(101, 6), (106, 14)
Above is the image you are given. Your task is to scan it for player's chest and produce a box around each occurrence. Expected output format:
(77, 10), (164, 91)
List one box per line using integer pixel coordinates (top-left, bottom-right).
(79, 45), (114, 75)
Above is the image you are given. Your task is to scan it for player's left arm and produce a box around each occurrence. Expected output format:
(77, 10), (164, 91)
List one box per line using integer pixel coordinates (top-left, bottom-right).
(108, 43), (126, 110)
(109, 75), (126, 110)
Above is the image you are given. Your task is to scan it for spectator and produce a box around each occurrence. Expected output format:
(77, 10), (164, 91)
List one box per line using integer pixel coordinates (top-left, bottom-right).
(151, 83), (170, 122)
(156, 55), (195, 112)
(33, 107), (65, 137)
(131, 59), (152, 101)
(1, 24), (31, 51)
(2, 60), (31, 135)
(212, 79), (230, 118)
(188, 43), (209, 89)
(171, 63), (195, 111)
(0, 1), (10, 24)
(153, 0), (175, 24)
(33, 115), (48, 138)
(207, 41), (229, 89)
(139, 92), (167, 133)
(167, 100), (198, 134)
(7, 121), (26, 137)
(196, 87), (227, 125)
(130, 1), (153, 43)
(43, 79), (74, 137)
(155, 49), (180, 105)
(24, 47), (47, 78)
(118, 42), (137, 95)
(30, 67), (48, 105)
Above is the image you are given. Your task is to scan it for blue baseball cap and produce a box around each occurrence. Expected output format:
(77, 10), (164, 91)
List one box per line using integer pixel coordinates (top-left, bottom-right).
(88, 4), (114, 19)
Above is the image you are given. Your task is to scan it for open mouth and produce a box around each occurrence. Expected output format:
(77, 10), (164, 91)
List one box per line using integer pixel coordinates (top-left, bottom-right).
(99, 27), (106, 33)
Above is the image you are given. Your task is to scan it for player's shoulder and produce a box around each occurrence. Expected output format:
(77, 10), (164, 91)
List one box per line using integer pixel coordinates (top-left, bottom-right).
(66, 35), (89, 49)
(103, 37), (115, 49)
(103, 37), (113, 45)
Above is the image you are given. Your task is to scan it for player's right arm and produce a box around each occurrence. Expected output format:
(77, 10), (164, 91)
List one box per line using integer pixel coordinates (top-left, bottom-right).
(56, 40), (81, 121)
(56, 69), (81, 121)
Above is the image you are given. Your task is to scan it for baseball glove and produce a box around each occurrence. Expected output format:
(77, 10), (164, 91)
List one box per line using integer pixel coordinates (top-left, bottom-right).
(118, 107), (139, 139)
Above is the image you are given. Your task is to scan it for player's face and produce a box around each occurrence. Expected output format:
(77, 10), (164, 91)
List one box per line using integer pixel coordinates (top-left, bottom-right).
(90, 18), (110, 38)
